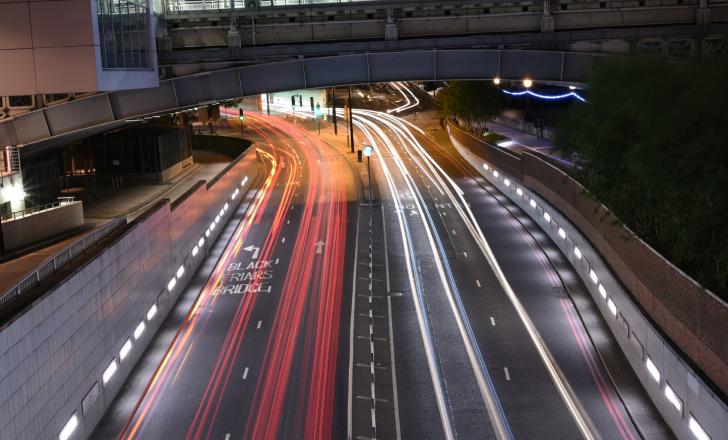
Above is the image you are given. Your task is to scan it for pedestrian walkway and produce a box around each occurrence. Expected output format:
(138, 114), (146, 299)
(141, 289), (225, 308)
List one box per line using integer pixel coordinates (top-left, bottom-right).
(0, 149), (234, 299)
(487, 120), (555, 151)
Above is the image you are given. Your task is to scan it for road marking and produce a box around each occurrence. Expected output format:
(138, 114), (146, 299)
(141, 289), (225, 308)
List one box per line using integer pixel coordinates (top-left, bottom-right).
(281, 237), (286, 243)
(504, 367), (510, 381)
(476, 279), (481, 287)
(243, 367), (249, 380)
(463, 251), (468, 258)
(275, 258), (279, 264)
(490, 317), (496, 326)
(225, 434), (230, 440)
(347, 204), (362, 439)
(256, 320), (262, 329)
(243, 245), (260, 259)
(451, 230), (457, 235)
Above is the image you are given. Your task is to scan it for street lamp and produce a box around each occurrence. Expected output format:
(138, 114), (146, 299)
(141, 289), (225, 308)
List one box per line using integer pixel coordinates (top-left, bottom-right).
(523, 78), (533, 122)
(238, 108), (244, 136)
(493, 77), (501, 85)
(363, 144), (374, 204)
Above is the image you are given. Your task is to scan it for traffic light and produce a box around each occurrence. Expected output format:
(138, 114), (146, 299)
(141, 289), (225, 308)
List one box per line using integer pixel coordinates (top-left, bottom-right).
(238, 108), (244, 121)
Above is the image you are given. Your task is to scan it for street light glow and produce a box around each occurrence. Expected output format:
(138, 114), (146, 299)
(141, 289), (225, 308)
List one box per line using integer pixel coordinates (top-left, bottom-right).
(493, 77), (501, 85)
(363, 145), (374, 157)
(523, 78), (533, 88)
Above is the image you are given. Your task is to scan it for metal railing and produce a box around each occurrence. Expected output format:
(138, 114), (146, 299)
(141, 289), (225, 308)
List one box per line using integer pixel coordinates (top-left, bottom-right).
(0, 197), (78, 222)
(0, 217), (127, 308)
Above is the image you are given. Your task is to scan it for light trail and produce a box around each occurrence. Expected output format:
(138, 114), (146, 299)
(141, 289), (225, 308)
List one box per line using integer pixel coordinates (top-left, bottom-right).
(116, 111), (351, 440)
(362, 109), (601, 440)
(387, 82), (421, 114)
(352, 119), (456, 440)
(354, 111), (512, 440)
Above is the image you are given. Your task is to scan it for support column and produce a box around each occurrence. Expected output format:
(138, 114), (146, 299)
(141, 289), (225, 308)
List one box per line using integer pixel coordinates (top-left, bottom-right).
(541, 0), (555, 32)
(227, 18), (241, 48)
(331, 87), (338, 135)
(696, 0), (711, 25)
(384, 8), (399, 41)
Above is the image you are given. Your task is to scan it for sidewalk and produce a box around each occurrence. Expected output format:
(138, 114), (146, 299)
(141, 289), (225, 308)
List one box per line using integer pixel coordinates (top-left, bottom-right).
(487, 120), (555, 152)
(0, 150), (234, 298)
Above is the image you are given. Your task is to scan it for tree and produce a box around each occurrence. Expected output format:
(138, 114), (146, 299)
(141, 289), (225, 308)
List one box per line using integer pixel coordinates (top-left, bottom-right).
(436, 81), (504, 133)
(555, 58), (728, 298)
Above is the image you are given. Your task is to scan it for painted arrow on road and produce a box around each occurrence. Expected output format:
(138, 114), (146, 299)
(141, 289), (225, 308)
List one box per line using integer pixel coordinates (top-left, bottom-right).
(314, 241), (326, 255)
(243, 245), (260, 259)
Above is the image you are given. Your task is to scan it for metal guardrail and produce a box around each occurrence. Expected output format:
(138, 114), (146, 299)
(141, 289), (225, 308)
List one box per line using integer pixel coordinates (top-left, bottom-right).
(0, 197), (78, 222)
(0, 217), (127, 308)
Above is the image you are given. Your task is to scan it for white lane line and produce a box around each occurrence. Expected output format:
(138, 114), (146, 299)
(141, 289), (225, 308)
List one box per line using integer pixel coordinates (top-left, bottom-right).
(256, 320), (262, 329)
(463, 251), (468, 258)
(275, 258), (279, 264)
(490, 317), (496, 327)
(504, 367), (510, 381)
(452, 230), (457, 235)
(382, 205), (402, 440)
(243, 367), (249, 380)
(476, 280), (481, 287)
(281, 237), (286, 243)
(225, 434), (230, 440)
(358, 117), (455, 439)
(287, 220), (290, 224)
(347, 204), (362, 439)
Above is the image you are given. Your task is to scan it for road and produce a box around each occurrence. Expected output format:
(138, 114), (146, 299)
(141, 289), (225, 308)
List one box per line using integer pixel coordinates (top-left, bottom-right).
(91, 112), (358, 439)
(349, 105), (649, 440)
(91, 83), (669, 440)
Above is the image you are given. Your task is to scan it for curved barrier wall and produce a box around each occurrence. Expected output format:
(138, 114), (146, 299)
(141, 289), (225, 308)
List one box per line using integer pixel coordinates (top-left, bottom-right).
(448, 122), (728, 440)
(0, 148), (259, 440)
(0, 49), (599, 149)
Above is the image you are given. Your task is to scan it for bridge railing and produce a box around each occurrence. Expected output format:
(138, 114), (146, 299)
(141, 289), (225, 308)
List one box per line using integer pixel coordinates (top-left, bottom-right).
(0, 217), (127, 309)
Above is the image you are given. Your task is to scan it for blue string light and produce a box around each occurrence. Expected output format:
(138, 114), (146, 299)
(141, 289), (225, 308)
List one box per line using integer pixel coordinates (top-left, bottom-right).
(502, 89), (587, 103)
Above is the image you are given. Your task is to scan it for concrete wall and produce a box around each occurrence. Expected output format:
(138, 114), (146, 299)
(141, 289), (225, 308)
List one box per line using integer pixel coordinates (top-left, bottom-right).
(2, 201), (84, 252)
(448, 123), (728, 440)
(0, 148), (259, 440)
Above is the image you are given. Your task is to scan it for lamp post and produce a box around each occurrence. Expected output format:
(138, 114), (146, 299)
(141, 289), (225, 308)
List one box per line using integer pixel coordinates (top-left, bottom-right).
(523, 78), (533, 122)
(363, 144), (374, 204)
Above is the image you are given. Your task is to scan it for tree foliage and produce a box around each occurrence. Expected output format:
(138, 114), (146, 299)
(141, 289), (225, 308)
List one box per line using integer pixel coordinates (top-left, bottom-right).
(555, 58), (728, 298)
(436, 81), (504, 132)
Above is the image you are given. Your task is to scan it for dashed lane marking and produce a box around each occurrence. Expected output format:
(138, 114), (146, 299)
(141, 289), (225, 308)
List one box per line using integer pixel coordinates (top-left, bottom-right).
(504, 367), (510, 381)
(243, 367), (250, 380)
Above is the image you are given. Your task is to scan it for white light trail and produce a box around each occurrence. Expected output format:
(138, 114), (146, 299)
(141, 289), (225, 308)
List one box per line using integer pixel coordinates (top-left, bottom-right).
(358, 109), (599, 440)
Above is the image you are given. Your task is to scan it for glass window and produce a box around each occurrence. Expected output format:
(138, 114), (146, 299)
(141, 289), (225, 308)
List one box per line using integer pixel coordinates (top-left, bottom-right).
(97, 0), (151, 69)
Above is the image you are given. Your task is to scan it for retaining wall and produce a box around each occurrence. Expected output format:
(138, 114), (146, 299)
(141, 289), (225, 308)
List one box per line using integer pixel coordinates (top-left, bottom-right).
(0, 147), (259, 440)
(448, 122), (728, 440)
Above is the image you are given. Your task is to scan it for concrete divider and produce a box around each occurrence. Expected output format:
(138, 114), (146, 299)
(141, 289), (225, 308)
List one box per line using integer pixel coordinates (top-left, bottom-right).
(0, 146), (260, 440)
(448, 122), (728, 440)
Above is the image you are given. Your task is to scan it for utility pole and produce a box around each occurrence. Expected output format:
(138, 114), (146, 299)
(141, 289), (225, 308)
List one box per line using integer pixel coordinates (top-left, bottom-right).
(331, 87), (338, 135)
(266, 93), (271, 115)
(348, 86), (355, 153)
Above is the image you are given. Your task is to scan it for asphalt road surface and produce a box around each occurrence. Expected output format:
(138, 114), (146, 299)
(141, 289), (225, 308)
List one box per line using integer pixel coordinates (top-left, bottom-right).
(350, 106), (650, 440)
(92, 112), (358, 440)
(92, 85), (669, 440)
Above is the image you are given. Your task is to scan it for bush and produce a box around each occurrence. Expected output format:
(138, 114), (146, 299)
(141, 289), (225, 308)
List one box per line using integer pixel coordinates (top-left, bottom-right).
(556, 58), (728, 298)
